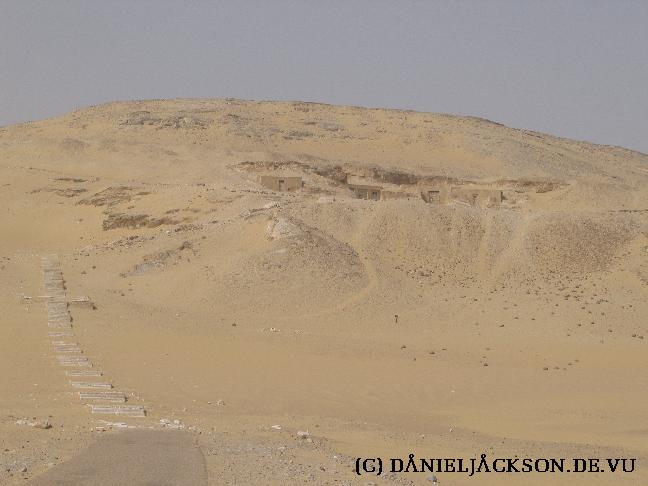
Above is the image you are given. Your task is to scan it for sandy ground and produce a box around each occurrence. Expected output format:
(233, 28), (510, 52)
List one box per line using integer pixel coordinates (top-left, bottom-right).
(0, 99), (647, 485)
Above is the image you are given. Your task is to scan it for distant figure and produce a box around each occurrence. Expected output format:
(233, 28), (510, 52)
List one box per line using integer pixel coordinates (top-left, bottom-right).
(395, 314), (399, 324)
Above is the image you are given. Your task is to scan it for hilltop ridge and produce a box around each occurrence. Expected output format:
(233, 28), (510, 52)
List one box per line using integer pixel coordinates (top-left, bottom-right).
(1, 99), (646, 206)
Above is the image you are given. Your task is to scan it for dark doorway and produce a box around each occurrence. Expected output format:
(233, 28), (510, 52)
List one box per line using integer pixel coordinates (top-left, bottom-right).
(428, 190), (440, 203)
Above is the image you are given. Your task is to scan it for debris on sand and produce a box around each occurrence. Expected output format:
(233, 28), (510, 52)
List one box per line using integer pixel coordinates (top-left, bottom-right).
(102, 212), (178, 230)
(121, 241), (194, 276)
(31, 187), (87, 198)
(119, 111), (209, 129)
(159, 418), (186, 429)
(77, 186), (137, 207)
(15, 419), (52, 429)
(267, 217), (300, 240)
(69, 296), (96, 309)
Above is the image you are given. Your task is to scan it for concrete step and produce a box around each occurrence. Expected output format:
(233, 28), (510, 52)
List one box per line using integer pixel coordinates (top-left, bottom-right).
(71, 382), (112, 389)
(53, 347), (83, 354)
(79, 391), (126, 403)
(66, 370), (103, 377)
(89, 405), (146, 417)
(49, 331), (75, 338)
(57, 355), (89, 362)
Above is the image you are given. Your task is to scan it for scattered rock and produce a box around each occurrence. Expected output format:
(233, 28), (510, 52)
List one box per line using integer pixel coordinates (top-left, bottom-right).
(159, 418), (185, 429)
(32, 420), (52, 430)
(267, 218), (300, 240)
(15, 419), (51, 429)
(103, 212), (178, 231)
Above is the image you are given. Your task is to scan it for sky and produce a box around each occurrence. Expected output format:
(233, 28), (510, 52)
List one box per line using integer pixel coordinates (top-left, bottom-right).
(1, 1), (647, 153)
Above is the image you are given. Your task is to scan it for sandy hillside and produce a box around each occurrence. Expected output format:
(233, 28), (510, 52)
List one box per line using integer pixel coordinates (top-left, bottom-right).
(1, 99), (647, 485)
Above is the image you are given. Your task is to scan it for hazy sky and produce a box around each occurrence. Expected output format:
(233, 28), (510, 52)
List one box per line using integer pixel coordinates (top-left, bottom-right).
(1, 1), (647, 153)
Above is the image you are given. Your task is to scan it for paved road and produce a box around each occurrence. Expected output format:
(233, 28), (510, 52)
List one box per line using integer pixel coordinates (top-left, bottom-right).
(29, 429), (207, 486)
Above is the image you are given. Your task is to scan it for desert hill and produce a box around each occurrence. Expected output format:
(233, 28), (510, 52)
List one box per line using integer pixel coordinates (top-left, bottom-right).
(1, 99), (647, 485)
(2, 98), (648, 197)
(1, 99), (646, 281)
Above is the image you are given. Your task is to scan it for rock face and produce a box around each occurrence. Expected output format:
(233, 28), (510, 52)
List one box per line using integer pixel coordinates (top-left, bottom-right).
(267, 218), (300, 240)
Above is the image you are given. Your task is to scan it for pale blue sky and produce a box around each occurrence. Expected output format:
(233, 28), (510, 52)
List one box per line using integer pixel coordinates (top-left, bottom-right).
(1, 1), (647, 153)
